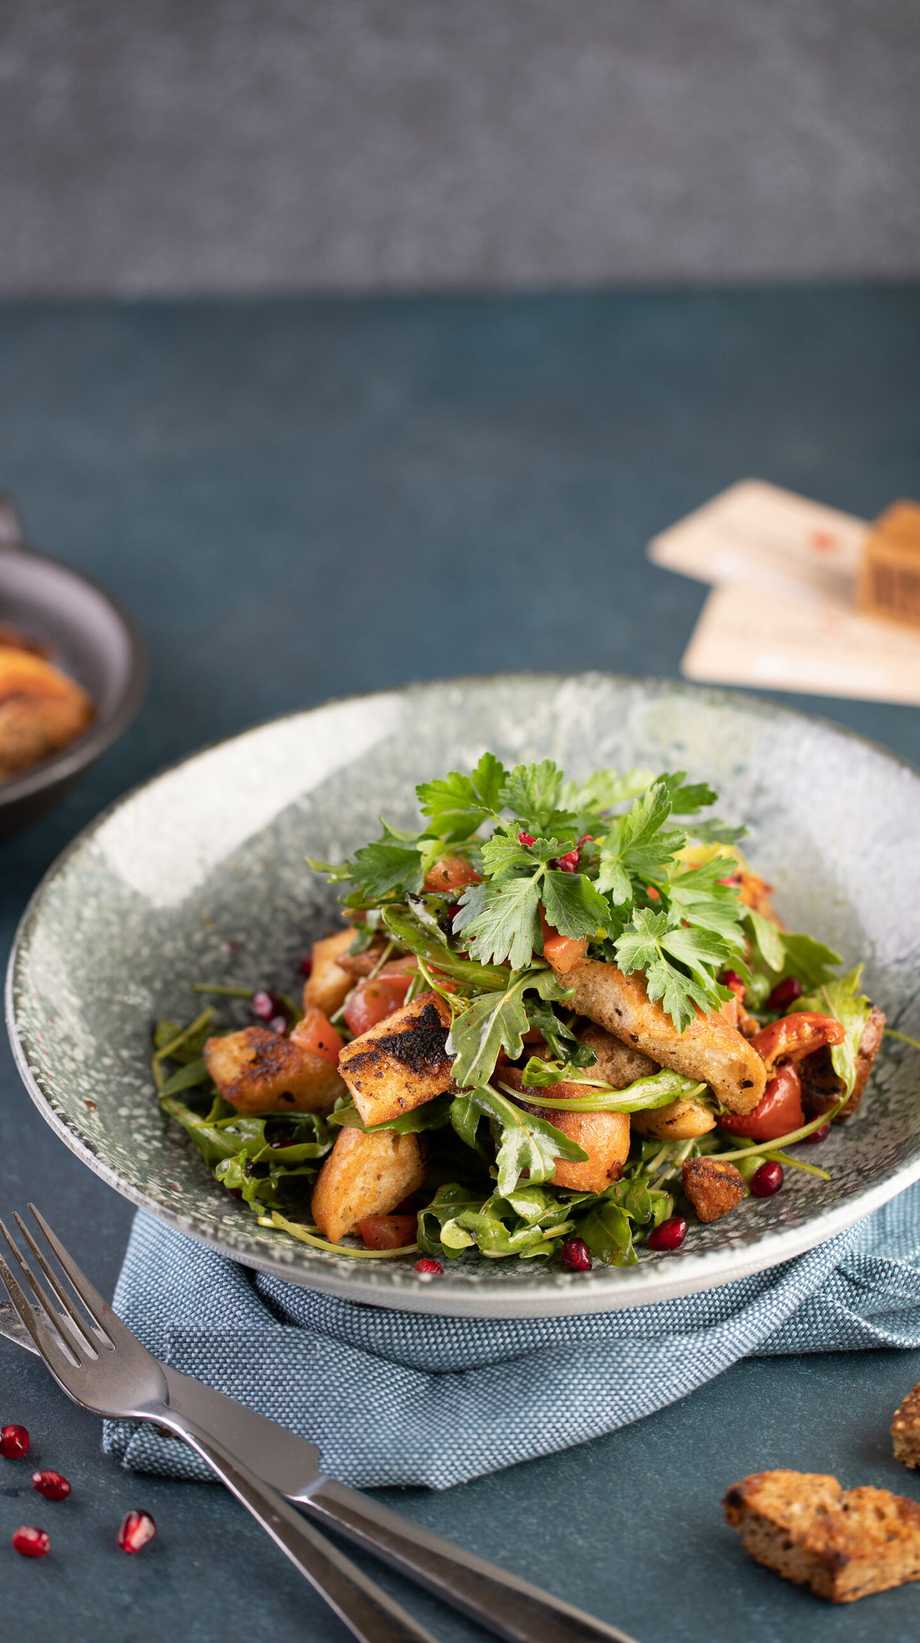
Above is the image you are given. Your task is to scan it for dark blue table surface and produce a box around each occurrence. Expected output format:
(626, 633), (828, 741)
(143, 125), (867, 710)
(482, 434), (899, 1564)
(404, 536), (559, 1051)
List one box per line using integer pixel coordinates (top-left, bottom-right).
(2, 287), (919, 1642)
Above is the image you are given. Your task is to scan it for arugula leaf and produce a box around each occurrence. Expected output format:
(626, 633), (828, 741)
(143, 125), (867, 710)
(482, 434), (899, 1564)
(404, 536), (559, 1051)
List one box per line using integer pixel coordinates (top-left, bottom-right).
(380, 906), (510, 990)
(795, 966), (871, 1096)
(417, 752), (506, 841)
(453, 876), (542, 971)
(464, 1085), (587, 1195)
(577, 1172), (674, 1267)
(418, 1182), (590, 1262)
(501, 760), (568, 831)
(542, 869), (611, 939)
(446, 967), (567, 1088)
(157, 1056), (211, 1098)
(517, 1062), (708, 1112)
(523, 997), (585, 1062)
(329, 1094), (454, 1134)
(745, 915), (842, 1006)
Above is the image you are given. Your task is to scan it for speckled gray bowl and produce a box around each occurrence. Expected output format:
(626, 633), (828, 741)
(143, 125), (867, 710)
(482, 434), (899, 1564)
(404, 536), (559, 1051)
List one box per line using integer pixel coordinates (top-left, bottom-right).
(7, 675), (920, 1317)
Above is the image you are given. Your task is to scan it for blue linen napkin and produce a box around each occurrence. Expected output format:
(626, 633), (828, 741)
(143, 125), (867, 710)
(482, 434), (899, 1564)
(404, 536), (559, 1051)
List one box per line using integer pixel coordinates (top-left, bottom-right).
(104, 1188), (920, 1490)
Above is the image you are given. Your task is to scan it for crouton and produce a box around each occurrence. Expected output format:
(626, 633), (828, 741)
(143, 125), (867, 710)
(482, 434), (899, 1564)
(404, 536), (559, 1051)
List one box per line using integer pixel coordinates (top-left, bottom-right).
(203, 1026), (345, 1114)
(801, 1005), (886, 1118)
(681, 1157), (746, 1222)
(724, 1470), (920, 1602)
(500, 1064), (630, 1193)
(547, 956), (765, 1113)
(0, 646), (94, 781)
(304, 928), (358, 1016)
(338, 991), (455, 1126)
(891, 1384), (920, 1470)
(310, 1128), (426, 1243)
(579, 1024), (657, 1086)
(632, 1098), (717, 1140)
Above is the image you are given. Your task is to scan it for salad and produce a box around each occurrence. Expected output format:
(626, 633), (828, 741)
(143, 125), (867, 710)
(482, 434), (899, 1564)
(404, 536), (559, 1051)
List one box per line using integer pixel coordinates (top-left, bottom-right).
(154, 754), (891, 1273)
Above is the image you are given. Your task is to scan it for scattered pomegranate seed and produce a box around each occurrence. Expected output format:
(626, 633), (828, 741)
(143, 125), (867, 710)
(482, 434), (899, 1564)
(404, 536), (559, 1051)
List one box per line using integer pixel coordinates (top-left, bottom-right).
(0, 1423), (30, 1459)
(117, 1510), (157, 1554)
(560, 1236), (592, 1272)
(414, 1257), (443, 1277)
(518, 831), (535, 847)
(648, 1216), (688, 1252)
(720, 969), (746, 999)
(299, 955), (313, 977)
(803, 1122), (831, 1145)
(267, 1014), (287, 1036)
(32, 1470), (71, 1502)
(751, 1161), (784, 1197)
(250, 990), (277, 1021)
(12, 1525), (49, 1558)
(555, 848), (581, 873)
(766, 976), (804, 1011)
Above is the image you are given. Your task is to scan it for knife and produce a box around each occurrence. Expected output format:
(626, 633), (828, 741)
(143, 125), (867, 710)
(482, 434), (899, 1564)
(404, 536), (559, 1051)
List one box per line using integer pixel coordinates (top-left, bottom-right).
(1, 1300), (636, 1643)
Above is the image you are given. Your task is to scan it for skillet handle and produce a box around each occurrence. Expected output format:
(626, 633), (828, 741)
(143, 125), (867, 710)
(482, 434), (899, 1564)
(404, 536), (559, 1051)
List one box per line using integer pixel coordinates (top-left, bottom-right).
(0, 493), (27, 549)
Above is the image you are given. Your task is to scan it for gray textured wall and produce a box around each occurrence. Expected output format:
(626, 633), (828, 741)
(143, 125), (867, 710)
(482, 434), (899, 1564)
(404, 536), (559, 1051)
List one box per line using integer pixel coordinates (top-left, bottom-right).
(2, 0), (918, 293)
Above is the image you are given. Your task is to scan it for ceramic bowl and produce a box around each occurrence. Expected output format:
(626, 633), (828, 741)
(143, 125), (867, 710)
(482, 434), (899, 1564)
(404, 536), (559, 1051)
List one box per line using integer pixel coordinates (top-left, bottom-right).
(6, 675), (920, 1317)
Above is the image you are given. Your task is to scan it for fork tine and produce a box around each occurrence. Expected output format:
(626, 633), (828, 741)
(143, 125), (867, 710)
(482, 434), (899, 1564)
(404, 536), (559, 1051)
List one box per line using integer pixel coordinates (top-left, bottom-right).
(13, 1211), (108, 1351)
(0, 1240), (81, 1368)
(26, 1204), (114, 1338)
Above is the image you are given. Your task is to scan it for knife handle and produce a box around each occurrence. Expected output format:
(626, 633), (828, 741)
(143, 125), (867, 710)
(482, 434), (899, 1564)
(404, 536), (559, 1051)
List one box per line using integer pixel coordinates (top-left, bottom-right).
(306, 1477), (638, 1643)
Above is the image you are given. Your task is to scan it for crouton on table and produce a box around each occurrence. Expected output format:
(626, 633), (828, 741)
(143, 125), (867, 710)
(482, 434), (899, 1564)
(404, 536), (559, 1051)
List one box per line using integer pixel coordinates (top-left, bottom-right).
(892, 1383), (920, 1470)
(724, 1469), (920, 1602)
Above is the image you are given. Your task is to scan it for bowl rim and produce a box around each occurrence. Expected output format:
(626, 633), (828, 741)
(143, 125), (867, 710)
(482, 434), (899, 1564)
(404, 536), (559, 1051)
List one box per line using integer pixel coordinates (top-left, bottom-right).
(0, 543), (148, 807)
(6, 671), (920, 1316)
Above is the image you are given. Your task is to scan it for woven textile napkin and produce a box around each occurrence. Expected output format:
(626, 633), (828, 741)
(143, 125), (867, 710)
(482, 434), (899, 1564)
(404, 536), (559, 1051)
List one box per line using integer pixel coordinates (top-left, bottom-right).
(104, 1188), (920, 1491)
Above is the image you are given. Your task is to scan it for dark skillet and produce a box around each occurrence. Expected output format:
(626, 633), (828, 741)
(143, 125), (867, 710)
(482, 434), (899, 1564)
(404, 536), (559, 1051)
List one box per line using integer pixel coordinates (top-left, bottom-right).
(0, 494), (146, 836)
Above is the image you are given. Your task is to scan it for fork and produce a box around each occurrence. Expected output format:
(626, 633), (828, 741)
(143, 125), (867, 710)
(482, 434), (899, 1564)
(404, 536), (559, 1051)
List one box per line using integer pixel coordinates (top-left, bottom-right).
(0, 1206), (439, 1643)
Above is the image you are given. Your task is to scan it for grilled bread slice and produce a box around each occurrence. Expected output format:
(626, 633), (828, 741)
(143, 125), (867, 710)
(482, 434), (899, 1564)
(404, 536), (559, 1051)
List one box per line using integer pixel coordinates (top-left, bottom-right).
(311, 1128), (425, 1243)
(338, 991), (454, 1126)
(203, 1026), (345, 1113)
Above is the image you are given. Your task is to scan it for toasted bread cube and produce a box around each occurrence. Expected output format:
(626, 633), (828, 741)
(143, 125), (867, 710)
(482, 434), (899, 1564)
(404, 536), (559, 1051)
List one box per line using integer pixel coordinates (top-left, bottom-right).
(304, 928), (358, 1016)
(499, 1063), (630, 1193)
(892, 1384), (920, 1470)
(338, 991), (454, 1126)
(311, 1127), (426, 1243)
(681, 1156), (745, 1222)
(0, 646), (94, 781)
(724, 1470), (920, 1603)
(204, 1026), (344, 1114)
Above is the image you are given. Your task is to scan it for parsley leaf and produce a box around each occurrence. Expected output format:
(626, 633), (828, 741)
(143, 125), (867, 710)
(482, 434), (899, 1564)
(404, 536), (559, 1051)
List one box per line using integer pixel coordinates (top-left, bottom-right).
(614, 908), (721, 1030)
(501, 760), (569, 832)
(560, 767), (655, 813)
(417, 751), (506, 841)
(596, 780), (685, 900)
(542, 869), (611, 939)
(347, 823), (425, 901)
(667, 860), (747, 953)
(453, 876), (542, 971)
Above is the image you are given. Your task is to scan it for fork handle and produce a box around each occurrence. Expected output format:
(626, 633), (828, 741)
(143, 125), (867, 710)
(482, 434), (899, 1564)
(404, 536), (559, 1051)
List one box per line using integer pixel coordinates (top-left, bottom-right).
(306, 1478), (638, 1643)
(162, 1414), (439, 1643)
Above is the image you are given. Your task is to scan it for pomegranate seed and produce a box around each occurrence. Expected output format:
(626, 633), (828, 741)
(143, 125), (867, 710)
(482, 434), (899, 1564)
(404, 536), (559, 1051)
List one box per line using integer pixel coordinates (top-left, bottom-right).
(766, 976), (804, 1011)
(414, 1257), (443, 1277)
(299, 955), (313, 977)
(751, 1161), (784, 1197)
(803, 1122), (831, 1145)
(31, 1469), (71, 1501)
(117, 1509), (157, 1554)
(560, 1236), (592, 1272)
(267, 1014), (287, 1036)
(518, 831), (535, 847)
(0, 1423), (30, 1459)
(555, 848), (581, 873)
(250, 990), (276, 1021)
(648, 1216), (688, 1253)
(12, 1525), (49, 1558)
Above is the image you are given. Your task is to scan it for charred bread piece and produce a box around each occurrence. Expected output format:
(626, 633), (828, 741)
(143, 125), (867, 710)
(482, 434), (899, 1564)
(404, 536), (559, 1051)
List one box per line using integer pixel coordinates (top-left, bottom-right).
(0, 646), (94, 781)
(303, 928), (359, 1016)
(500, 1063), (630, 1194)
(801, 1005), (886, 1118)
(724, 1469), (920, 1602)
(338, 991), (454, 1126)
(891, 1384), (920, 1470)
(203, 1025), (345, 1113)
(311, 1128), (426, 1243)
(549, 956), (765, 1112)
(577, 1023), (717, 1140)
(681, 1157), (746, 1222)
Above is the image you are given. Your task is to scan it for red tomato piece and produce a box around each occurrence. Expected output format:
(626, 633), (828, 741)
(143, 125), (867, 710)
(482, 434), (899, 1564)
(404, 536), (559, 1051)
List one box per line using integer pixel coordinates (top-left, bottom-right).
(542, 931), (588, 973)
(749, 1011), (844, 1073)
(343, 974), (412, 1036)
(720, 1064), (805, 1141)
(357, 1214), (418, 1250)
(423, 856), (481, 892)
(296, 1006), (343, 1063)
